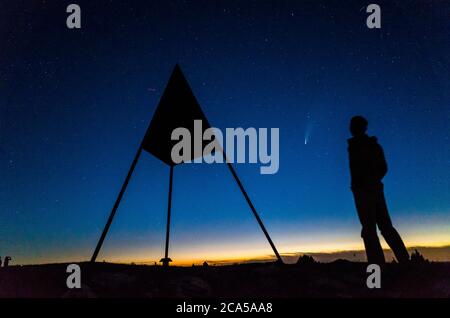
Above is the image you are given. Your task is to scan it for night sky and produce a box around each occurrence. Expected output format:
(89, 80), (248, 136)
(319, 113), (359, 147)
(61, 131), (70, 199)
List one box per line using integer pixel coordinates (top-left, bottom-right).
(1, 0), (449, 265)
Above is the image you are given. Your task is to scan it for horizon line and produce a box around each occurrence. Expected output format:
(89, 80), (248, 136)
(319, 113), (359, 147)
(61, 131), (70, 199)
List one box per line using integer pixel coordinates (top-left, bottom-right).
(11, 243), (450, 267)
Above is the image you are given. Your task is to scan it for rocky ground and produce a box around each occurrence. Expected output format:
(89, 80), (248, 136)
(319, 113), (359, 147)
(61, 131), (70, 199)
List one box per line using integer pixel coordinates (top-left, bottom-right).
(1, 260), (449, 298)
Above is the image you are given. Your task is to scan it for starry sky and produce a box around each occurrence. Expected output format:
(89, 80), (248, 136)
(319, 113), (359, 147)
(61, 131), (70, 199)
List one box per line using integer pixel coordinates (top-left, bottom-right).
(1, 0), (449, 265)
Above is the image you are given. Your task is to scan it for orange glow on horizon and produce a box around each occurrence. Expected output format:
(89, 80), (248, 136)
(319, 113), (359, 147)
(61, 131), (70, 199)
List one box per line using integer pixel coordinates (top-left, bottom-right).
(16, 239), (450, 266)
(12, 223), (450, 266)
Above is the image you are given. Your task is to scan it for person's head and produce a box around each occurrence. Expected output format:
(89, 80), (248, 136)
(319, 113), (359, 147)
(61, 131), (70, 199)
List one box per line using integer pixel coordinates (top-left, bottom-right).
(350, 116), (368, 136)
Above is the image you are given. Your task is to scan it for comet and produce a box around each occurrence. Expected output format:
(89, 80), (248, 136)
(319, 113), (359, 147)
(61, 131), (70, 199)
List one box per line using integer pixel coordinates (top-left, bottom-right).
(304, 123), (312, 145)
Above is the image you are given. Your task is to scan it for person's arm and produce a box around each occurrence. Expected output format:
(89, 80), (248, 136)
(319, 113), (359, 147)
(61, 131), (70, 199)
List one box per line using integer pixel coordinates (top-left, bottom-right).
(375, 144), (388, 179)
(348, 146), (361, 186)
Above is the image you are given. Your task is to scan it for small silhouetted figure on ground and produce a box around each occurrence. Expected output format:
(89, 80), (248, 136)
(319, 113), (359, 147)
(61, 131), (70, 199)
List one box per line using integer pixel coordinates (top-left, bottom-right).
(348, 116), (410, 264)
(4, 256), (11, 267)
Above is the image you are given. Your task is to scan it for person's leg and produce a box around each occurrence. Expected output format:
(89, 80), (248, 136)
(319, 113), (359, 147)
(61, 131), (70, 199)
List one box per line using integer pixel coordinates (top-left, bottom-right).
(375, 189), (410, 263)
(353, 189), (385, 264)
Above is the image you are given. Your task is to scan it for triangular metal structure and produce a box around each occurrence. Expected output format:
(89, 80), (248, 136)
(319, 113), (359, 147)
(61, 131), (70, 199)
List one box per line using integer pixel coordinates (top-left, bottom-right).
(142, 64), (212, 166)
(91, 65), (282, 266)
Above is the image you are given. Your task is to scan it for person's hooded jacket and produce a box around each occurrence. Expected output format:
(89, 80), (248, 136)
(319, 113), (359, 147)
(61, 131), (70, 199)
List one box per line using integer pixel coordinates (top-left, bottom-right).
(347, 134), (388, 190)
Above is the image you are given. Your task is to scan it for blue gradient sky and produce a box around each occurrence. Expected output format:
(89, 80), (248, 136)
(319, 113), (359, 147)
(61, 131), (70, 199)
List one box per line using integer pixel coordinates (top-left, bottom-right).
(1, 0), (449, 264)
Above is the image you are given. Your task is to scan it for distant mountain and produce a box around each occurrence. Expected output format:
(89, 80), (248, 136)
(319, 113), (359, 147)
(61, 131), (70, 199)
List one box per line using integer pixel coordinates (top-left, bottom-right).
(204, 245), (450, 265)
(280, 245), (450, 264)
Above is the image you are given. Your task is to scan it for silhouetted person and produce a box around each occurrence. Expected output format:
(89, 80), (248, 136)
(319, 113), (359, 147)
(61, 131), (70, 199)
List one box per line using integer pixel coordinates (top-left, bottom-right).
(348, 116), (410, 264)
(4, 256), (11, 267)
